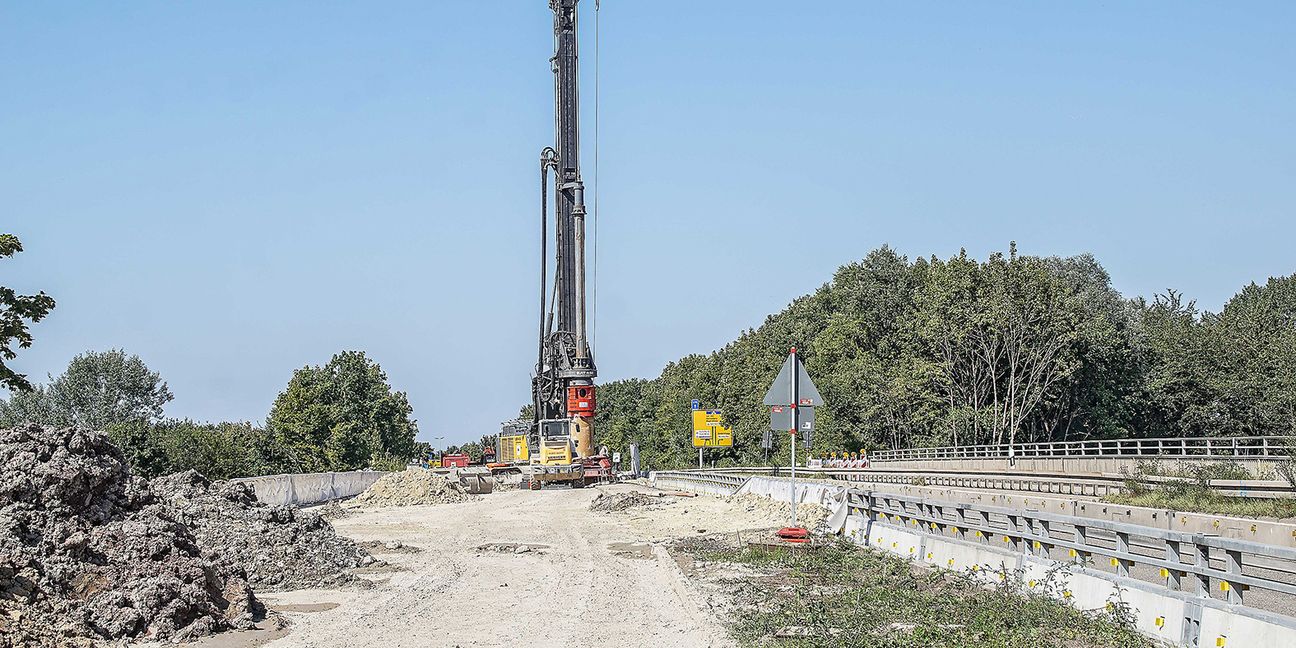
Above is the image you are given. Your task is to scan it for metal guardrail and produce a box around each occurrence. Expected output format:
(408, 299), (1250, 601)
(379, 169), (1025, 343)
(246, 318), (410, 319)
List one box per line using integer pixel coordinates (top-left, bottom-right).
(867, 436), (1296, 463)
(651, 471), (749, 495)
(680, 466), (1296, 499)
(851, 487), (1296, 609)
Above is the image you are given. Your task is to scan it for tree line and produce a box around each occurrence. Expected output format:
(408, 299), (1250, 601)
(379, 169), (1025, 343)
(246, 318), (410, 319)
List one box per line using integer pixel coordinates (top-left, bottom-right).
(4, 233), (1292, 478)
(0, 348), (419, 479)
(594, 245), (1295, 472)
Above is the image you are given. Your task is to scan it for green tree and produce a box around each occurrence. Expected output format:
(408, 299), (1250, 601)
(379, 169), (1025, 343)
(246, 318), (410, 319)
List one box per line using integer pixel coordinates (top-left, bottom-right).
(105, 420), (171, 478)
(0, 349), (173, 428)
(266, 350), (418, 471)
(0, 234), (56, 392)
(154, 420), (281, 480)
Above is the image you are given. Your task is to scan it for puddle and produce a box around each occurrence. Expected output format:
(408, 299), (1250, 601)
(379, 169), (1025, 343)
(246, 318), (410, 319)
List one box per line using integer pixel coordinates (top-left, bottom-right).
(475, 542), (550, 555)
(272, 602), (340, 613)
(607, 541), (654, 560)
(358, 540), (422, 554)
(167, 615), (291, 648)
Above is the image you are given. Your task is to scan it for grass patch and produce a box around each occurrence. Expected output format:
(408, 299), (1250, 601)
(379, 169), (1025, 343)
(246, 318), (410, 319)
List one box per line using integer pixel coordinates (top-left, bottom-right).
(680, 539), (1149, 648)
(1104, 488), (1296, 518)
(1106, 459), (1296, 519)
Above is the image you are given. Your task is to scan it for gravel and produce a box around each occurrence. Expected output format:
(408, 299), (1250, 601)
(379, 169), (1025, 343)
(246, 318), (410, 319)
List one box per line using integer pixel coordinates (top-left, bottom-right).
(589, 491), (667, 512)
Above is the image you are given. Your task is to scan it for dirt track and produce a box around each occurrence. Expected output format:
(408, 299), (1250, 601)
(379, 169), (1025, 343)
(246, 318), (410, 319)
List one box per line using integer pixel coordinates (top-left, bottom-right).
(179, 483), (806, 648)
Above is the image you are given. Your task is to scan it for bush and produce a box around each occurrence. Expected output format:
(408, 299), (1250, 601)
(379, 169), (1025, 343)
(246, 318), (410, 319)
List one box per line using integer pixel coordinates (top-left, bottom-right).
(109, 419), (295, 480)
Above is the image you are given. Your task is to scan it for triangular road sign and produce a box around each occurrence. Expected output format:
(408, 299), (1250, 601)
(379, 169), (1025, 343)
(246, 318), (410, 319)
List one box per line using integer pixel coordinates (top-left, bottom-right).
(762, 351), (823, 407)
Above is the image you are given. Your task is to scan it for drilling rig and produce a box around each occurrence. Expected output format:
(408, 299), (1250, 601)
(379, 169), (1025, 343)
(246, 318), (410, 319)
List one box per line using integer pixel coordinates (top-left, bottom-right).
(502, 0), (612, 489)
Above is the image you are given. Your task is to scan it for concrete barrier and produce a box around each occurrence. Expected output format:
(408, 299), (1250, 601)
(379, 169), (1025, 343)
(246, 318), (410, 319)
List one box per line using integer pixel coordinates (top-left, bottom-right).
(737, 476), (846, 509)
(847, 517), (1296, 647)
(229, 470), (387, 507)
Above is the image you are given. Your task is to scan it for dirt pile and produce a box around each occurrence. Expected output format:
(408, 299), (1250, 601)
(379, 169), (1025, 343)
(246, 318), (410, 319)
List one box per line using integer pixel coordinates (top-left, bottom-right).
(0, 424), (258, 647)
(723, 493), (831, 529)
(589, 491), (668, 512)
(354, 469), (476, 506)
(151, 470), (371, 592)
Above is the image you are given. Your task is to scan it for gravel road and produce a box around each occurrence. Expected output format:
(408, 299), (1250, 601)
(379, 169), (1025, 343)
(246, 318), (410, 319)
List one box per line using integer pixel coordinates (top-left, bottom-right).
(179, 483), (792, 648)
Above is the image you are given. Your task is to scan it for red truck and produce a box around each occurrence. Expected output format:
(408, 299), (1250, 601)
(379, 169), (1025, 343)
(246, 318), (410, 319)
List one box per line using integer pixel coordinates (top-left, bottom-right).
(440, 453), (470, 468)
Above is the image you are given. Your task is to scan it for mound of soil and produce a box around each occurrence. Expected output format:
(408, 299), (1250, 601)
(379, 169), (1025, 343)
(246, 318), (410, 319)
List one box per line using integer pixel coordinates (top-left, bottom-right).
(354, 469), (475, 507)
(151, 471), (371, 591)
(0, 424), (258, 647)
(589, 491), (665, 512)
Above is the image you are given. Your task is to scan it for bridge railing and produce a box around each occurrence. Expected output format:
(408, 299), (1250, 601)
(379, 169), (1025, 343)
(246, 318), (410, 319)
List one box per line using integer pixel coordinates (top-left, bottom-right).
(867, 436), (1296, 463)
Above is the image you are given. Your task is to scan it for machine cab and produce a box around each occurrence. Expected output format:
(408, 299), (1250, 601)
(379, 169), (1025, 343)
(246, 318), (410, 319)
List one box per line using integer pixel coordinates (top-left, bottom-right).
(535, 418), (575, 466)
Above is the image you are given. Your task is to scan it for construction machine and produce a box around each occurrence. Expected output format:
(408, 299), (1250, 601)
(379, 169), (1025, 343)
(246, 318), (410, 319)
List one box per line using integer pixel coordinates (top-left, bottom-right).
(502, 0), (613, 490)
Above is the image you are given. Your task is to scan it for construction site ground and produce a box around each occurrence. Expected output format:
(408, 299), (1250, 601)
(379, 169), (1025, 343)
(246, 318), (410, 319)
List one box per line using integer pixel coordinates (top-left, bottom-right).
(161, 483), (809, 648)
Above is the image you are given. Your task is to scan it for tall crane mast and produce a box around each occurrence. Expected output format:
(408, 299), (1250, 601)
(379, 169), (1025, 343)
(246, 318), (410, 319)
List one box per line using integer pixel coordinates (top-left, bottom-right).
(534, 0), (596, 458)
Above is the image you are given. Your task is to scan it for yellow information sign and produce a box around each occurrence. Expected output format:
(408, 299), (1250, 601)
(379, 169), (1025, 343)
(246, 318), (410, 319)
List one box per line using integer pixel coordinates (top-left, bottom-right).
(692, 409), (733, 447)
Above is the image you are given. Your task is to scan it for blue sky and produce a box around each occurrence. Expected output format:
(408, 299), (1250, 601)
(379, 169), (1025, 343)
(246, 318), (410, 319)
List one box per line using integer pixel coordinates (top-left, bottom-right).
(3, 1), (1292, 446)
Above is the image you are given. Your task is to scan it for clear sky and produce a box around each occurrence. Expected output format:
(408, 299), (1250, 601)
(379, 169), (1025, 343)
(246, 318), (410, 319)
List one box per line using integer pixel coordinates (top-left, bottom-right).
(3, 2), (1292, 446)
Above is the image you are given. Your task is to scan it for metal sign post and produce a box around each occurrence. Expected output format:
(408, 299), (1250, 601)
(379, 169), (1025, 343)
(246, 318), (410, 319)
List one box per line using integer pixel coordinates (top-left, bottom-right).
(763, 346), (823, 531)
(789, 348), (798, 528)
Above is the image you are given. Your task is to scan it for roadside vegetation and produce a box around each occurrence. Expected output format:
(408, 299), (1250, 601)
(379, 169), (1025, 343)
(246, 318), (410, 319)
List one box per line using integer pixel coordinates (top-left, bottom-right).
(1105, 459), (1296, 519)
(596, 245), (1296, 472)
(681, 539), (1149, 648)
(0, 348), (419, 478)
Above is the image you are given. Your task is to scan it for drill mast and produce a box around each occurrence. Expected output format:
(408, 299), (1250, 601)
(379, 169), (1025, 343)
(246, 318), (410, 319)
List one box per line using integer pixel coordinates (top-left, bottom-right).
(534, 0), (596, 457)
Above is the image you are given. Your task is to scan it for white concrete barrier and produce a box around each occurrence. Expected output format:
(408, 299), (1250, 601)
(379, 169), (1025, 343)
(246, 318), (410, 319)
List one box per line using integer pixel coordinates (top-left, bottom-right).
(849, 517), (1296, 647)
(738, 476), (846, 508)
(229, 470), (386, 507)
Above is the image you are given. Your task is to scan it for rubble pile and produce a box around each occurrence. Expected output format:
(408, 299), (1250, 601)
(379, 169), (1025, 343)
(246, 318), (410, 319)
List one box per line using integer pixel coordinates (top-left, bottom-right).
(588, 491), (666, 512)
(151, 470), (371, 591)
(0, 424), (258, 647)
(354, 469), (476, 507)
